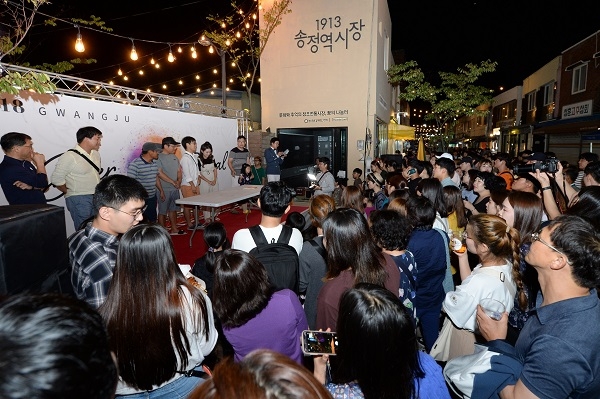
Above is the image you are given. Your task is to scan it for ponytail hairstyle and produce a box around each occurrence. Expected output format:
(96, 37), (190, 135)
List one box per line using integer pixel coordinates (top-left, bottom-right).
(468, 214), (526, 310)
(203, 222), (230, 273)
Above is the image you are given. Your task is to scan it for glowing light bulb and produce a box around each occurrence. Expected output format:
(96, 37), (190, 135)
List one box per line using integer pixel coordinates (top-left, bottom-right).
(168, 50), (175, 62)
(210, 90), (215, 95)
(75, 32), (85, 52)
(155, 63), (160, 69)
(146, 88), (151, 92)
(213, 69), (218, 74)
(109, 80), (114, 85)
(118, 68), (123, 76)
(245, 22), (250, 29)
(252, 13), (256, 19)
(229, 78), (234, 83)
(258, 78), (261, 82)
(196, 75), (200, 80)
(162, 84), (167, 89)
(177, 46), (183, 53)
(139, 70), (144, 75)
(209, 46), (214, 54)
(212, 83), (217, 88)
(226, 87), (230, 91)
(196, 88), (200, 92)
(236, 31), (241, 38)
(150, 58), (155, 64)
(225, 39), (231, 46)
(221, 22), (226, 28)
(191, 47), (197, 58)
(123, 76), (128, 81)
(231, 61), (235, 66)
(179, 80), (183, 85)
(130, 40), (138, 60)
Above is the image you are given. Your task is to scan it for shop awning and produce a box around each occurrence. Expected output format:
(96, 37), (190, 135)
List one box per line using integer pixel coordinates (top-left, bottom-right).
(388, 123), (415, 140)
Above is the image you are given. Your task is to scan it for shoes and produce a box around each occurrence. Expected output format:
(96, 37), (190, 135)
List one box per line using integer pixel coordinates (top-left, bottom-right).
(169, 230), (187, 236)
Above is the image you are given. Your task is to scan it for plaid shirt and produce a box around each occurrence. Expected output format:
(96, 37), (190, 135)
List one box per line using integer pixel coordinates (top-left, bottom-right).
(69, 223), (119, 309)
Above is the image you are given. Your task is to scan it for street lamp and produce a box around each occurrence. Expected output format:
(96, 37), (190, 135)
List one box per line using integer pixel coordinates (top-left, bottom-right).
(198, 35), (227, 108)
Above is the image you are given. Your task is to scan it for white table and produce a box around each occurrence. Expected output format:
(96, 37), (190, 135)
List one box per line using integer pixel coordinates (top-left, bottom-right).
(176, 185), (262, 246)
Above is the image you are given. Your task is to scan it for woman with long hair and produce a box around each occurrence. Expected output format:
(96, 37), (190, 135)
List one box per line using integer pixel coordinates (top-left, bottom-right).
(212, 249), (308, 363)
(314, 283), (450, 399)
(315, 208), (399, 330)
(99, 224), (217, 398)
(443, 185), (468, 239)
(299, 194), (336, 329)
(198, 141), (219, 224)
(566, 186), (600, 230)
(340, 185), (364, 213)
(497, 191), (543, 343)
(418, 178), (450, 237)
(441, 214), (521, 358)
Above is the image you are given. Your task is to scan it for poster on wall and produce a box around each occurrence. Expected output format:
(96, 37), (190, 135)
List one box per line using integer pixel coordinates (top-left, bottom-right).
(0, 92), (239, 234)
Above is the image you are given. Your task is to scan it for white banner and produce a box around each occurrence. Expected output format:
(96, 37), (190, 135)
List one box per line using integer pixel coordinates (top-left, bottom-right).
(1, 92), (240, 234)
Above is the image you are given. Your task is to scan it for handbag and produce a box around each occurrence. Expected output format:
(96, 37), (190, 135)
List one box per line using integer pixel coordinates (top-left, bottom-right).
(429, 316), (475, 362)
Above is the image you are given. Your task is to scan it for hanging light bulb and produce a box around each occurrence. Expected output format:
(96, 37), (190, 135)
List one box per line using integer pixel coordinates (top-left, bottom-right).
(195, 75), (200, 80)
(179, 80), (183, 85)
(236, 31), (241, 38)
(209, 46), (214, 54)
(162, 84), (167, 89)
(155, 63), (160, 69)
(229, 78), (234, 83)
(191, 46), (197, 59)
(252, 13), (257, 19)
(245, 22), (250, 29)
(167, 44), (175, 62)
(150, 57), (155, 64)
(118, 67), (123, 76)
(74, 25), (85, 53)
(213, 69), (218, 74)
(225, 39), (231, 46)
(196, 88), (201, 92)
(221, 22), (226, 28)
(212, 83), (217, 88)
(138, 70), (144, 75)
(231, 61), (236, 66)
(130, 39), (138, 60)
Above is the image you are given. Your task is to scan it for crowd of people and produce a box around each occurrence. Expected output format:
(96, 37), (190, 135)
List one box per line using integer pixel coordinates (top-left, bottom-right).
(1, 130), (600, 398)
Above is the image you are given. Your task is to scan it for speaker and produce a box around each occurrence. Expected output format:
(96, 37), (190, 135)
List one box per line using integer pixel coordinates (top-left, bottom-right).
(0, 204), (72, 296)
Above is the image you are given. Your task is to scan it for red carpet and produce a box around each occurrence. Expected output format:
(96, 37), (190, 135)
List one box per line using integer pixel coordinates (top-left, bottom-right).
(171, 205), (308, 266)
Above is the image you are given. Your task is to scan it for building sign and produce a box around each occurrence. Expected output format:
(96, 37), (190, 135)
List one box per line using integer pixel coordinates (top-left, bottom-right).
(562, 100), (593, 120)
(294, 16), (365, 53)
(279, 109), (349, 118)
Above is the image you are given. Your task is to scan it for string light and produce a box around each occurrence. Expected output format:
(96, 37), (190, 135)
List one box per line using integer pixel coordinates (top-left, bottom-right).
(150, 58), (155, 64)
(213, 69), (218, 74)
(74, 25), (85, 53)
(167, 44), (175, 62)
(191, 46), (197, 59)
(195, 75), (200, 80)
(236, 31), (241, 38)
(130, 39), (138, 60)
(221, 22), (226, 28)
(225, 39), (231, 46)
(177, 46), (183, 53)
(209, 46), (214, 54)
(118, 67), (123, 76)
(138, 70), (144, 75)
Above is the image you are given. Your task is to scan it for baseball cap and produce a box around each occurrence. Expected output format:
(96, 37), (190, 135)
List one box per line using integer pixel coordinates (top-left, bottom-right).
(161, 137), (180, 146)
(142, 142), (163, 152)
(438, 152), (454, 160)
(529, 152), (546, 161)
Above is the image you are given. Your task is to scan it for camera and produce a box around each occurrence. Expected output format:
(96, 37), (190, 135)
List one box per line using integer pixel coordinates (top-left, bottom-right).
(513, 157), (559, 174)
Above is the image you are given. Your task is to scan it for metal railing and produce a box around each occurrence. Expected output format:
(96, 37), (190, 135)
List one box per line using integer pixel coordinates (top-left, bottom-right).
(1, 63), (250, 135)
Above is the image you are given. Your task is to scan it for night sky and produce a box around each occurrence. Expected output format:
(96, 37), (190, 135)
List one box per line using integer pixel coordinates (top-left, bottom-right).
(7, 0), (600, 97)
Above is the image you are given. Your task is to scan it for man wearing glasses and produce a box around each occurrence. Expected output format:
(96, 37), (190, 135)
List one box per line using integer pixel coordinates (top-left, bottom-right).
(69, 174), (147, 309)
(0, 132), (48, 205)
(476, 215), (600, 398)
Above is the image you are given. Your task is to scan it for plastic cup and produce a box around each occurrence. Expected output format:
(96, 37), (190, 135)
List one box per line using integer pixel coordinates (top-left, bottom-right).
(479, 298), (505, 320)
(450, 234), (466, 253)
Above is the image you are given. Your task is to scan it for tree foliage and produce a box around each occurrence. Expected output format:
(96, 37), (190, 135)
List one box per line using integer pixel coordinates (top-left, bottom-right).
(1, 0), (107, 93)
(387, 59), (497, 148)
(202, 0), (292, 121)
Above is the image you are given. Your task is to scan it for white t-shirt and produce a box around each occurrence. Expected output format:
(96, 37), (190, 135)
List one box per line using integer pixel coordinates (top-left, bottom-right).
(232, 224), (304, 255)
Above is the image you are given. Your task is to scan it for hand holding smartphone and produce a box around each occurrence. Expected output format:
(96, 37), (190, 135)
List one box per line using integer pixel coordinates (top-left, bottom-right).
(301, 330), (338, 356)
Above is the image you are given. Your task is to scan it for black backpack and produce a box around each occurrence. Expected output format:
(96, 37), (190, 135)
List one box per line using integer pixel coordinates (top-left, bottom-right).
(249, 225), (299, 293)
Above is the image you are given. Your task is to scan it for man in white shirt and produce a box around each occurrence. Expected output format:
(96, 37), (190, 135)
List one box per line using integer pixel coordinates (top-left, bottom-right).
(179, 136), (199, 230)
(232, 181), (303, 255)
(51, 126), (103, 230)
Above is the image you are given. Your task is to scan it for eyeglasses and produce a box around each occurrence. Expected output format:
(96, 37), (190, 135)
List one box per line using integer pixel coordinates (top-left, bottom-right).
(109, 205), (147, 219)
(531, 231), (571, 263)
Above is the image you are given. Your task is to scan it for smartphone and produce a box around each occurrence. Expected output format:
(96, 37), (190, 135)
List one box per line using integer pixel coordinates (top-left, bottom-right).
(407, 168), (417, 176)
(283, 149), (290, 155)
(301, 330), (338, 356)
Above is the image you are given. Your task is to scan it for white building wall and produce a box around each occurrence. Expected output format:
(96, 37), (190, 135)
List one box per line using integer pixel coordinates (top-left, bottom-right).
(260, 0), (394, 175)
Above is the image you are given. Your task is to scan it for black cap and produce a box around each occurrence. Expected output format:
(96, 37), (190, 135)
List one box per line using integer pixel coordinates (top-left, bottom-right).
(162, 136), (180, 146)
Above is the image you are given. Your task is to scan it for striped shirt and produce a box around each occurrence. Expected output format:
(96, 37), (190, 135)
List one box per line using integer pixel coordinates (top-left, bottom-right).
(127, 156), (158, 197)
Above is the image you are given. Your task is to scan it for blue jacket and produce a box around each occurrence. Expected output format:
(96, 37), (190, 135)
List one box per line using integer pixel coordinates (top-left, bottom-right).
(264, 147), (284, 175)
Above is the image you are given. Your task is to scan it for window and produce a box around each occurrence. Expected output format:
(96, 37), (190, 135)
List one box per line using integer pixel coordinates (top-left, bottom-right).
(572, 63), (587, 94)
(542, 81), (554, 106)
(527, 91), (536, 112)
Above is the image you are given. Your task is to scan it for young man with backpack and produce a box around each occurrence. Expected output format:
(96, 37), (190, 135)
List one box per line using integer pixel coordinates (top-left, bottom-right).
(231, 181), (303, 292)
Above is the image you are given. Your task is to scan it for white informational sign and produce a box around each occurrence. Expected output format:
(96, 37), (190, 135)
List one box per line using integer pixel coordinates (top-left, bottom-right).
(562, 100), (593, 120)
(1, 92), (239, 234)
